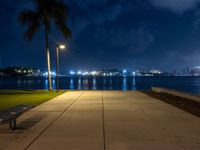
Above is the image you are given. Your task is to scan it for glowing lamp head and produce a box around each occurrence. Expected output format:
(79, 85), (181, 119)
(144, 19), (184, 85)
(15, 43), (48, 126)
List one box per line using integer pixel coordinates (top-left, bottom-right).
(59, 44), (66, 49)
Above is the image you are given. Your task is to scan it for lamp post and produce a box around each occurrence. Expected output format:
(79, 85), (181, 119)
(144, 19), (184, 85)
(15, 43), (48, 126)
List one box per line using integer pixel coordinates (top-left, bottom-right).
(56, 43), (66, 92)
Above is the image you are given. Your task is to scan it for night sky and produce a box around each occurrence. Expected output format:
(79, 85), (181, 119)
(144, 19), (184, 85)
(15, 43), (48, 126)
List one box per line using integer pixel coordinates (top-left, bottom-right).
(1, 0), (200, 72)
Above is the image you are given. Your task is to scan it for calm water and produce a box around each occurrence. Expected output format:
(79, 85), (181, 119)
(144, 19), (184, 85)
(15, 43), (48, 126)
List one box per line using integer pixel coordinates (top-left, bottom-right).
(1, 76), (200, 95)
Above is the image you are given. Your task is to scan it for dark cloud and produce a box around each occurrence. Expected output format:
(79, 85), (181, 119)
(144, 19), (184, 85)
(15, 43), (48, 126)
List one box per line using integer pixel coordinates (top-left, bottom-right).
(150, 0), (200, 14)
(69, 0), (103, 9)
(1, 0), (200, 71)
(100, 27), (154, 54)
(69, 0), (134, 36)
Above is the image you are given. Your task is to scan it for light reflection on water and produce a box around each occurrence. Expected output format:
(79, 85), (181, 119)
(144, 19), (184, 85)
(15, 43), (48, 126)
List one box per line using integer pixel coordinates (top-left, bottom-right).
(92, 78), (97, 90)
(17, 80), (21, 84)
(2, 76), (200, 95)
(69, 78), (74, 90)
(132, 77), (136, 90)
(45, 79), (48, 89)
(109, 78), (112, 90)
(65, 76), (129, 91)
(122, 77), (127, 91)
(52, 79), (56, 89)
(83, 78), (89, 90)
(103, 78), (106, 90)
(77, 78), (81, 90)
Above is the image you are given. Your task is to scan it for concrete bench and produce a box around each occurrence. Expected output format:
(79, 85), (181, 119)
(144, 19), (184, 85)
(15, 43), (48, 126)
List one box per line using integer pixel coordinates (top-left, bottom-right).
(0, 105), (33, 131)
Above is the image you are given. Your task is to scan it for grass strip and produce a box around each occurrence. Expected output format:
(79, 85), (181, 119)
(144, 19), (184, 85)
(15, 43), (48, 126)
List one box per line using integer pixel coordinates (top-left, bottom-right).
(0, 90), (66, 111)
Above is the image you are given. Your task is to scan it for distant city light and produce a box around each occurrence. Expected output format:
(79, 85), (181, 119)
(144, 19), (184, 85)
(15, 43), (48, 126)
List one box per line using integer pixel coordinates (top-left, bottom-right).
(43, 71), (56, 76)
(82, 72), (89, 76)
(6, 66), (194, 77)
(70, 71), (75, 75)
(77, 71), (82, 75)
(150, 69), (162, 74)
(91, 71), (97, 76)
(123, 70), (127, 73)
(52, 72), (56, 76)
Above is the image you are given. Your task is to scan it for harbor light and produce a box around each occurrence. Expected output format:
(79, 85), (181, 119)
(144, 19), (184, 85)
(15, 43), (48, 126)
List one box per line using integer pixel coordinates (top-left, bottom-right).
(82, 72), (89, 76)
(91, 71), (97, 76)
(43, 71), (56, 76)
(123, 70), (127, 73)
(51, 72), (56, 76)
(77, 71), (82, 75)
(70, 71), (75, 75)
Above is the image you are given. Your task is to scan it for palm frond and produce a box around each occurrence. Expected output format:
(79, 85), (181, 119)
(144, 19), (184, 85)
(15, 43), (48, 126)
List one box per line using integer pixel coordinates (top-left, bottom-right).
(51, 0), (68, 20)
(19, 0), (71, 40)
(18, 10), (40, 25)
(25, 22), (40, 41)
(55, 19), (72, 38)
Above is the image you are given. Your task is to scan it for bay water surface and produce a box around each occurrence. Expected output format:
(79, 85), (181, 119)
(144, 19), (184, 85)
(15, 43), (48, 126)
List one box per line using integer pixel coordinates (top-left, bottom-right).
(0, 76), (200, 95)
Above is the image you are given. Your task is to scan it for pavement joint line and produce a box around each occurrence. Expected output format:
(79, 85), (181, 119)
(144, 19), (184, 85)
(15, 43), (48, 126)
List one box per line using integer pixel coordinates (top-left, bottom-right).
(102, 91), (106, 150)
(23, 91), (84, 150)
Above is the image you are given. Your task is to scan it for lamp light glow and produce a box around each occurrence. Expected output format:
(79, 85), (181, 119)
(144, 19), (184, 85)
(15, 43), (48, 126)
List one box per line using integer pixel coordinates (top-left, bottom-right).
(59, 45), (66, 49)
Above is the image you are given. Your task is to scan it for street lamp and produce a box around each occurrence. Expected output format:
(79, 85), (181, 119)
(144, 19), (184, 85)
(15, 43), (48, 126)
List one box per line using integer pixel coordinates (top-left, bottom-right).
(56, 43), (66, 92)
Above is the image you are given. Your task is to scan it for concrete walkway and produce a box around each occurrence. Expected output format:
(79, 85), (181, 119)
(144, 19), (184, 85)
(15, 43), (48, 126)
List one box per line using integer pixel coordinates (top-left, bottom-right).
(0, 91), (200, 150)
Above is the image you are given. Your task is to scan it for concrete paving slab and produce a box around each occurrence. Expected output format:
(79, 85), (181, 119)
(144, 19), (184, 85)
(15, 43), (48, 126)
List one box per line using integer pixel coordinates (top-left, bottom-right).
(0, 91), (200, 150)
(104, 110), (151, 121)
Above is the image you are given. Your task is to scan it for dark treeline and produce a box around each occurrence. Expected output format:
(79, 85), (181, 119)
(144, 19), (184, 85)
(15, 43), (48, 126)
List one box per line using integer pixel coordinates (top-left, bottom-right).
(0, 66), (40, 77)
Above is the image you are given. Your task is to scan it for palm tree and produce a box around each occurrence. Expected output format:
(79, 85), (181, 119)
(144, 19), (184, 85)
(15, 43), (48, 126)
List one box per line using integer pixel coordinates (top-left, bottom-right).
(19, 0), (71, 90)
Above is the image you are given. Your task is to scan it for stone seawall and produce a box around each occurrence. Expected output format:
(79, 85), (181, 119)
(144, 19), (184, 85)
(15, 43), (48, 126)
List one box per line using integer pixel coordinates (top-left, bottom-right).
(152, 87), (200, 102)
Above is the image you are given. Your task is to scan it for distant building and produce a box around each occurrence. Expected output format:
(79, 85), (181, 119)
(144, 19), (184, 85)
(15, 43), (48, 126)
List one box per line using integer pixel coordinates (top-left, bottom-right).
(100, 69), (122, 76)
(149, 69), (162, 75)
(186, 66), (190, 74)
(191, 66), (200, 76)
(1, 66), (40, 76)
(182, 66), (191, 76)
(134, 69), (163, 76)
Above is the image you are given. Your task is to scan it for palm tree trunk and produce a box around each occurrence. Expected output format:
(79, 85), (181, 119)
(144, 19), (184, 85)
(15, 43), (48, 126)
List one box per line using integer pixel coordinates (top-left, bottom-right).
(45, 26), (52, 91)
